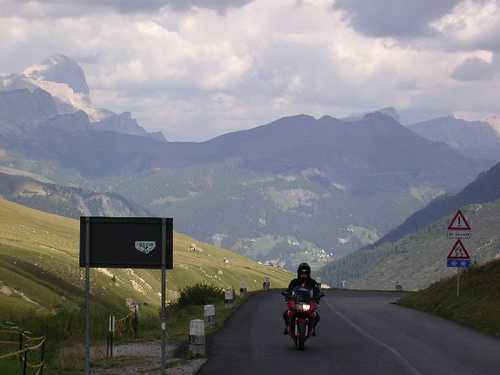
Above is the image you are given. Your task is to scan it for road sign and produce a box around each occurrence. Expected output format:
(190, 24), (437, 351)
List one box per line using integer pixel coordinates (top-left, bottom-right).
(447, 210), (471, 239)
(79, 217), (173, 375)
(79, 217), (173, 269)
(447, 239), (471, 268)
(447, 259), (471, 268)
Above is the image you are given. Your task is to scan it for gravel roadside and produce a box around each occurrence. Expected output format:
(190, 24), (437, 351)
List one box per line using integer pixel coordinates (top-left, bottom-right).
(92, 340), (206, 375)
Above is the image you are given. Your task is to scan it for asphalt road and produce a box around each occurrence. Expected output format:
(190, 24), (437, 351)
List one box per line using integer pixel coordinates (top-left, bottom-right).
(198, 290), (500, 375)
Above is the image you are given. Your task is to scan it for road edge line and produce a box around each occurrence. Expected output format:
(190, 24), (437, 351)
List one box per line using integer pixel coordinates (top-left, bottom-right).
(323, 298), (423, 375)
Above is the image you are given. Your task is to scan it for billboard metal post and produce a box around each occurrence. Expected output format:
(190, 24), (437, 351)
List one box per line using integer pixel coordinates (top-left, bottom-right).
(161, 218), (167, 375)
(85, 217), (91, 375)
(79, 217), (173, 375)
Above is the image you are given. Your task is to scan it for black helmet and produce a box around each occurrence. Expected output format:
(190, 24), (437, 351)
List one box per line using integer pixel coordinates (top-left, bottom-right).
(297, 263), (311, 278)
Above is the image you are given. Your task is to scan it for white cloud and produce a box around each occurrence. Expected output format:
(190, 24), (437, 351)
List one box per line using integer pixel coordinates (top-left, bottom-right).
(2, 0), (252, 17)
(431, 0), (500, 51)
(1, 0), (500, 140)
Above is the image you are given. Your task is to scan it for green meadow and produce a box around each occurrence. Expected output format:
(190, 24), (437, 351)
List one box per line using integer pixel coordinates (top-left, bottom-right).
(399, 259), (500, 336)
(0, 198), (291, 373)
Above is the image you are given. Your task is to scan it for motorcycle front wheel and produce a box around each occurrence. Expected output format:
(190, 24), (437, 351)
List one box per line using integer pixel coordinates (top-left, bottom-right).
(296, 321), (306, 350)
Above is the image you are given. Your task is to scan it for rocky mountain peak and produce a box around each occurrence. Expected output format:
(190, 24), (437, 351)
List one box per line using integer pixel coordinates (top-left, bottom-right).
(376, 107), (400, 122)
(343, 107), (400, 122)
(23, 54), (90, 97)
(93, 111), (148, 136)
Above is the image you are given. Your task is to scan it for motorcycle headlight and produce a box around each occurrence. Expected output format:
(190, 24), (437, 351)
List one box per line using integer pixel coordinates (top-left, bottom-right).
(301, 304), (311, 311)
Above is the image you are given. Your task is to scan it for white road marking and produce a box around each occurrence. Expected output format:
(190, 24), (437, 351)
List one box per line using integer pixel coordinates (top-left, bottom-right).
(324, 298), (423, 375)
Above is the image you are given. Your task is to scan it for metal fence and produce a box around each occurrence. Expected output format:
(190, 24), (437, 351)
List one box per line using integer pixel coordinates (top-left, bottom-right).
(0, 322), (46, 375)
(106, 309), (139, 359)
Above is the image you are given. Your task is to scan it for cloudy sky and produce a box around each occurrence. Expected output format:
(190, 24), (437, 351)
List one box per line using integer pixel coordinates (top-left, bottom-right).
(1, 0), (500, 140)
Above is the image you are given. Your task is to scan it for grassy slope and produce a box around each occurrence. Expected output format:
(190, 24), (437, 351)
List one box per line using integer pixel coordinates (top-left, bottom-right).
(399, 259), (500, 336)
(0, 198), (291, 316)
(318, 200), (500, 290)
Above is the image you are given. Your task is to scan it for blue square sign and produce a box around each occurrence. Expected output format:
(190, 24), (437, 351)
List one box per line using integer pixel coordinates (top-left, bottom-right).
(447, 259), (471, 268)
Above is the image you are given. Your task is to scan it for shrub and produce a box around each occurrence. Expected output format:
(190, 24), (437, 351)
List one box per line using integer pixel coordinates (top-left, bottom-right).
(177, 283), (225, 306)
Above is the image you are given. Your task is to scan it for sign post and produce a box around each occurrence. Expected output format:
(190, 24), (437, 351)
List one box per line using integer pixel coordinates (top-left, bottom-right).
(446, 239), (471, 268)
(447, 239), (471, 297)
(80, 217), (173, 375)
(446, 210), (471, 297)
(160, 218), (167, 375)
(84, 218), (90, 375)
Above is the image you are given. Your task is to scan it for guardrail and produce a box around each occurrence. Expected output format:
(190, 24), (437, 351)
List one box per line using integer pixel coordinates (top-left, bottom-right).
(0, 322), (46, 375)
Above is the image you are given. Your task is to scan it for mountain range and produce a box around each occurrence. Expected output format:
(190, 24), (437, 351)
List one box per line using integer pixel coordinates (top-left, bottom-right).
(409, 116), (500, 162)
(0, 54), (497, 270)
(371, 161), (500, 247)
(318, 159), (500, 289)
(0, 55), (165, 141)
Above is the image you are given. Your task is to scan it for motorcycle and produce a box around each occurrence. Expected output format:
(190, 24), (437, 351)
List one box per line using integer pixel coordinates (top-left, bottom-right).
(282, 286), (321, 350)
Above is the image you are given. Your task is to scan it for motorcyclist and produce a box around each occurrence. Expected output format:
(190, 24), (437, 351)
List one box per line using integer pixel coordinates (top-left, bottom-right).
(283, 262), (321, 335)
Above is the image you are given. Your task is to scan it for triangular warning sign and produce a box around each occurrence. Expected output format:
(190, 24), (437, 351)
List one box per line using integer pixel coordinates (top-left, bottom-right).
(448, 210), (471, 231)
(447, 239), (471, 260)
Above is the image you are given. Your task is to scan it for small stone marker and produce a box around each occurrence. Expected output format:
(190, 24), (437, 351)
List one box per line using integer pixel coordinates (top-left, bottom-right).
(224, 288), (234, 308)
(240, 281), (248, 297)
(204, 304), (216, 327)
(189, 319), (206, 356)
(263, 277), (271, 291)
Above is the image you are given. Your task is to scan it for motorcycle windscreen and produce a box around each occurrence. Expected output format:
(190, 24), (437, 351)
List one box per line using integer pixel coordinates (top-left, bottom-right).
(291, 287), (313, 302)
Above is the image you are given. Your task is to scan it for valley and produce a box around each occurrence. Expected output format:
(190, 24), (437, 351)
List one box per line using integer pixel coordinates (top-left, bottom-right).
(2, 54), (500, 288)
(0, 74), (492, 268)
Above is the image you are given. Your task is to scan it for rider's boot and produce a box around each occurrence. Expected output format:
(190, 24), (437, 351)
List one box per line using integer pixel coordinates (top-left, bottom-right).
(312, 313), (320, 336)
(283, 312), (290, 334)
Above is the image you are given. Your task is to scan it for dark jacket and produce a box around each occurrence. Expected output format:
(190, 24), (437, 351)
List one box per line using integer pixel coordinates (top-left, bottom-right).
(287, 278), (321, 303)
